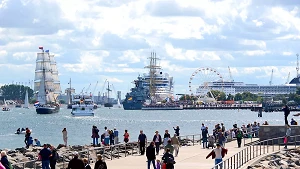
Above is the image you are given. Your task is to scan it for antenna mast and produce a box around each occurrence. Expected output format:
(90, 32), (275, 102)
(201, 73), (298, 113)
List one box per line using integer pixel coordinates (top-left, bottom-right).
(269, 69), (273, 86)
(297, 53), (299, 78)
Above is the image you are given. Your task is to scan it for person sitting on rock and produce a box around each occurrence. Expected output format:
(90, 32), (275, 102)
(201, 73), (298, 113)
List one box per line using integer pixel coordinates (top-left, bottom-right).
(34, 138), (41, 147)
(291, 118), (298, 125)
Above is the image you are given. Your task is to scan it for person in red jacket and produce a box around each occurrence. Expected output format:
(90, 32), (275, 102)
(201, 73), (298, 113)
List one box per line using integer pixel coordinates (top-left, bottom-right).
(206, 143), (228, 169)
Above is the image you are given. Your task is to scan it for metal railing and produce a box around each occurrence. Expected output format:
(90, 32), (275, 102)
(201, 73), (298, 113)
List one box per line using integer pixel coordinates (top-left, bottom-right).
(12, 134), (203, 169)
(210, 134), (300, 169)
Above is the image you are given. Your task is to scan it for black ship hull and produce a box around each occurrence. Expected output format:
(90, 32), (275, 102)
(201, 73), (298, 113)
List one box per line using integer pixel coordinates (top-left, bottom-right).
(104, 103), (113, 107)
(36, 106), (60, 114)
(123, 102), (143, 110)
(15, 104), (22, 108)
(67, 104), (72, 109)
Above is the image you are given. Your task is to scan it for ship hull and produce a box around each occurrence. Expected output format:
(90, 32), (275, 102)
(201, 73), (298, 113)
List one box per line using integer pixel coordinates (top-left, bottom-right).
(36, 106), (59, 114)
(142, 106), (183, 110)
(122, 102), (143, 110)
(104, 103), (113, 107)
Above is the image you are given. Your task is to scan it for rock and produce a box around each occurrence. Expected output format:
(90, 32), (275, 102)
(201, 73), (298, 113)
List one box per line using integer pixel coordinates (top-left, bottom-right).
(7, 150), (16, 154)
(15, 147), (27, 154)
(296, 160), (300, 166)
(57, 144), (65, 149)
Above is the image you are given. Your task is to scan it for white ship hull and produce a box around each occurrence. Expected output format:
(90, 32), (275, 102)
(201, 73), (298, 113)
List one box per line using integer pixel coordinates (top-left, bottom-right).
(71, 105), (94, 116)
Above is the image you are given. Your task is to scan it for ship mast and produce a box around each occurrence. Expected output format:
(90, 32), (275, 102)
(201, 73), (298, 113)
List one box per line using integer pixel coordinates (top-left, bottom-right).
(144, 52), (161, 103)
(297, 53), (299, 78)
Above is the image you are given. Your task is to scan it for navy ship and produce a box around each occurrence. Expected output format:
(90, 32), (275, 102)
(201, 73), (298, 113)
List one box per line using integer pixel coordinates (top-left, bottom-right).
(122, 76), (149, 110)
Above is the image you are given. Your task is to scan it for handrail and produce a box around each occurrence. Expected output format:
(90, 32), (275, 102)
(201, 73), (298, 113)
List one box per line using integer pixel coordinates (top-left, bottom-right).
(12, 133), (202, 169)
(210, 134), (300, 169)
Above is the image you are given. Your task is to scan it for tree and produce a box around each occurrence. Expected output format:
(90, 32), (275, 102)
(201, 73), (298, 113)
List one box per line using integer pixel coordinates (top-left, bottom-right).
(59, 100), (66, 104)
(227, 94), (234, 101)
(1, 84), (34, 101)
(234, 93), (242, 101)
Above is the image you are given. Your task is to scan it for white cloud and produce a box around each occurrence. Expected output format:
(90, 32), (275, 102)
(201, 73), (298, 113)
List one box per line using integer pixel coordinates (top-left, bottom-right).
(1, 0), (300, 97)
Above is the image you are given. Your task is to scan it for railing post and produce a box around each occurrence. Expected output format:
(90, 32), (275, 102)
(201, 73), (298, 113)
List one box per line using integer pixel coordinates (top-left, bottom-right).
(233, 154), (235, 169)
(193, 135), (195, 146)
(125, 143), (127, 157)
(63, 155), (65, 169)
(110, 146), (113, 160)
(118, 145), (120, 159)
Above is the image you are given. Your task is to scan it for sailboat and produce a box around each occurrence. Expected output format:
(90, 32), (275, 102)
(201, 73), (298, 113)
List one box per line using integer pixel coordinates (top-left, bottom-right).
(104, 81), (113, 107)
(2, 99), (10, 111)
(67, 78), (72, 109)
(117, 98), (122, 108)
(34, 47), (61, 114)
(23, 90), (29, 109)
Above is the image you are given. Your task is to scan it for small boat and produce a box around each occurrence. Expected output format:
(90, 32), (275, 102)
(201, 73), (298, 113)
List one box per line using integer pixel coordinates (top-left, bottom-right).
(23, 90), (29, 109)
(71, 94), (94, 116)
(15, 131), (26, 134)
(2, 99), (10, 111)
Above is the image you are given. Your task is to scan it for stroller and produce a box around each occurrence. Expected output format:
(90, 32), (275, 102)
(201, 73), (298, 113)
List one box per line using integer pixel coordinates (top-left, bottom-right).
(207, 135), (215, 149)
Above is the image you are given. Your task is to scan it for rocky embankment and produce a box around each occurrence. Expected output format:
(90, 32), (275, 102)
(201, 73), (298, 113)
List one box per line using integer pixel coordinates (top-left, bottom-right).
(248, 147), (300, 169)
(1, 143), (139, 169)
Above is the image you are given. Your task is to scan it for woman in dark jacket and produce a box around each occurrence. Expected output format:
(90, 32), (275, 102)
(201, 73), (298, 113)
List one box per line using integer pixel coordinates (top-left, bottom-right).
(49, 146), (58, 169)
(91, 126), (100, 146)
(0, 151), (10, 169)
(94, 155), (107, 169)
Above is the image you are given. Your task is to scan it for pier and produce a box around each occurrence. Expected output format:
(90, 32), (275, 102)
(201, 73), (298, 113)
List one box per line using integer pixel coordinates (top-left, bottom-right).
(182, 103), (262, 110)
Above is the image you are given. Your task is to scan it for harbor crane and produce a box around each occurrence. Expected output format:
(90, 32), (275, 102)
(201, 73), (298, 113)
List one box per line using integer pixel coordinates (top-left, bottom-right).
(269, 69), (273, 86)
(286, 72), (290, 84)
(92, 81), (98, 96)
(228, 66), (234, 82)
(85, 83), (91, 94)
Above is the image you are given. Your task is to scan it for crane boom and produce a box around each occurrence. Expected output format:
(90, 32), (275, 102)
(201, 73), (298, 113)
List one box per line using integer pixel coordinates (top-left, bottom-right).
(297, 54), (299, 77)
(92, 81), (98, 96)
(85, 83), (91, 94)
(269, 69), (273, 86)
(286, 72), (290, 84)
(228, 66), (234, 82)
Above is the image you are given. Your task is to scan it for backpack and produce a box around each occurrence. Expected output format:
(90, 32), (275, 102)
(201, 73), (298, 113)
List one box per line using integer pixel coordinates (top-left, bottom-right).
(98, 164), (106, 169)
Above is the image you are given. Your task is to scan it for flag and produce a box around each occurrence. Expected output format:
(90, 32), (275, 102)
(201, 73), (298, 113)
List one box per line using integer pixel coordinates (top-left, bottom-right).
(45, 50), (49, 53)
(34, 101), (40, 107)
(38, 46), (43, 50)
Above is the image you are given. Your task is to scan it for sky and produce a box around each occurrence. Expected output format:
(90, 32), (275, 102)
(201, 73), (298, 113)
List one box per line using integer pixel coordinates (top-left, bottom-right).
(0, 0), (300, 99)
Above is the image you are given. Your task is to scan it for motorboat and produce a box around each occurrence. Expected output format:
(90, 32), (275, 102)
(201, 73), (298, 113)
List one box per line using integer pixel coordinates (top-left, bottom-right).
(71, 94), (95, 116)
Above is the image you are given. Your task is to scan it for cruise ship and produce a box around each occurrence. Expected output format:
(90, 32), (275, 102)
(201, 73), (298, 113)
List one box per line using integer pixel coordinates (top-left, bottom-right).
(196, 80), (297, 97)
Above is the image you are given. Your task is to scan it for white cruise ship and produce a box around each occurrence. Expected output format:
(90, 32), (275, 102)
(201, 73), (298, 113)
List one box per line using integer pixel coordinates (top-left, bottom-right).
(71, 94), (95, 116)
(196, 81), (297, 97)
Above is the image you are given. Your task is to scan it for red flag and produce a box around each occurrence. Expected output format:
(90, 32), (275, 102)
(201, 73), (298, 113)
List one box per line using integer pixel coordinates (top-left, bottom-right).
(39, 46), (43, 50)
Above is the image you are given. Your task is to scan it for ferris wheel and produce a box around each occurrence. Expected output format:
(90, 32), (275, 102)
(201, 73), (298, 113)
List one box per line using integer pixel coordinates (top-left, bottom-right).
(188, 67), (223, 100)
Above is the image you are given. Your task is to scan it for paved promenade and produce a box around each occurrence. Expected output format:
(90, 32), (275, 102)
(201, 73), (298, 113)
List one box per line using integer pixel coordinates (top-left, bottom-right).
(104, 138), (259, 169)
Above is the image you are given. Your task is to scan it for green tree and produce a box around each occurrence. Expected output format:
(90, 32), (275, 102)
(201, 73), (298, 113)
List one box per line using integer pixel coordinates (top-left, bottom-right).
(227, 94), (234, 100)
(1, 84), (34, 101)
(59, 100), (66, 104)
(234, 93), (242, 101)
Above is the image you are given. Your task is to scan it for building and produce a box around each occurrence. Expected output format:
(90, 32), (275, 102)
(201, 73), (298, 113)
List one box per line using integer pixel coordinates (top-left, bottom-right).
(117, 91), (121, 100)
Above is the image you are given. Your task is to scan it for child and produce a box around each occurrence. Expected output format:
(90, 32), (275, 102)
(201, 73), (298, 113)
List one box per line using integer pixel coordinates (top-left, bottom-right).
(156, 159), (161, 169)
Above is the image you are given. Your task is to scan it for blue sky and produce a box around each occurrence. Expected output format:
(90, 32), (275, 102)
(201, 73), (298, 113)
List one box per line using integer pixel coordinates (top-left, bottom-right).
(0, 0), (300, 98)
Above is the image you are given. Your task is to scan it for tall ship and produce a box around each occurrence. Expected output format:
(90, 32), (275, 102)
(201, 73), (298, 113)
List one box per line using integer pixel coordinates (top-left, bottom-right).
(34, 47), (61, 114)
(122, 76), (149, 110)
(104, 81), (113, 107)
(143, 52), (174, 102)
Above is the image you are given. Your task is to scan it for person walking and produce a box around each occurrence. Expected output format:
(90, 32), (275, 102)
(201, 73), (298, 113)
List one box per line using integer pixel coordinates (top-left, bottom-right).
(206, 143), (228, 169)
(91, 126), (99, 146)
(49, 146), (59, 169)
(39, 144), (52, 169)
(146, 142), (156, 169)
(171, 134), (180, 157)
(283, 105), (290, 125)
(94, 154), (107, 169)
(67, 152), (85, 169)
(114, 128), (119, 144)
(162, 148), (175, 169)
(24, 128), (31, 148)
(138, 130), (147, 155)
(163, 130), (171, 147)
(284, 125), (292, 149)
(153, 131), (162, 155)
(236, 128), (243, 148)
(62, 128), (68, 147)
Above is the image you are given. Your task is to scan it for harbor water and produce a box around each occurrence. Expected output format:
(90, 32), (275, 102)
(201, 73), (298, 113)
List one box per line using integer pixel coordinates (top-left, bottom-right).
(0, 105), (295, 149)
